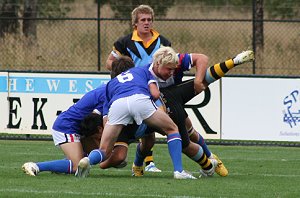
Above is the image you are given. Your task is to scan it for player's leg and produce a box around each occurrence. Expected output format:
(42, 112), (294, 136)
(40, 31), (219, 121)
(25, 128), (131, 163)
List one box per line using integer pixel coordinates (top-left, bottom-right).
(163, 77), (229, 176)
(143, 97), (168, 172)
(133, 95), (195, 179)
(80, 126), (129, 169)
(76, 124), (124, 178)
(161, 83), (213, 158)
(144, 109), (196, 179)
(178, 80), (229, 176)
(144, 148), (161, 172)
(99, 124), (134, 169)
(22, 131), (83, 176)
(186, 119), (228, 176)
(182, 141), (217, 177)
(132, 132), (156, 176)
(76, 97), (133, 177)
(81, 131), (130, 170)
(161, 96), (217, 177)
(143, 134), (161, 172)
(205, 50), (254, 84)
(100, 144), (129, 169)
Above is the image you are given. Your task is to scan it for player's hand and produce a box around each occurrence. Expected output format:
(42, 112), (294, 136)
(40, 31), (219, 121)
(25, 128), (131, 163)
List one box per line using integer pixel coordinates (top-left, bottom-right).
(194, 80), (207, 95)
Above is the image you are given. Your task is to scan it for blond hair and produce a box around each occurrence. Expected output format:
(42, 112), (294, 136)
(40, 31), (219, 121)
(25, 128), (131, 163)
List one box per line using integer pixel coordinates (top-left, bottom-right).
(152, 46), (178, 68)
(131, 5), (154, 28)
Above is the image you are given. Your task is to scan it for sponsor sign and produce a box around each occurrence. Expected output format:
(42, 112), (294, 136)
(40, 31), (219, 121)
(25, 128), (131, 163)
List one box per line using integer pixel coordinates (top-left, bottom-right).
(221, 77), (300, 142)
(0, 72), (221, 139)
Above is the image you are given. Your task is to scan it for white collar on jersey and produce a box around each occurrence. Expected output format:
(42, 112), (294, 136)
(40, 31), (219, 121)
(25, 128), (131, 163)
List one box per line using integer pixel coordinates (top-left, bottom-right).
(149, 63), (166, 83)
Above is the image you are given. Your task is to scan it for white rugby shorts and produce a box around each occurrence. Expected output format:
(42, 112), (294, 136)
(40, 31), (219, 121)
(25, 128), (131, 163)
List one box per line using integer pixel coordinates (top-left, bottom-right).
(107, 94), (157, 125)
(52, 129), (81, 146)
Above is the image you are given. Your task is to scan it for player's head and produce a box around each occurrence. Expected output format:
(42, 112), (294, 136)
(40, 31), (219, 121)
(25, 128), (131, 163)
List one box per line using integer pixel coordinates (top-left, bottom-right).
(152, 46), (178, 80)
(79, 113), (103, 137)
(153, 46), (178, 67)
(111, 56), (135, 78)
(131, 5), (154, 28)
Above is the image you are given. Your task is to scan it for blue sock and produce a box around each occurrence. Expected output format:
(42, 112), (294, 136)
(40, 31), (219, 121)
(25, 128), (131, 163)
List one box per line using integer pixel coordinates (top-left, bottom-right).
(197, 133), (212, 158)
(205, 69), (216, 84)
(88, 149), (105, 165)
(191, 146), (204, 161)
(167, 133), (183, 172)
(134, 143), (144, 166)
(37, 159), (72, 174)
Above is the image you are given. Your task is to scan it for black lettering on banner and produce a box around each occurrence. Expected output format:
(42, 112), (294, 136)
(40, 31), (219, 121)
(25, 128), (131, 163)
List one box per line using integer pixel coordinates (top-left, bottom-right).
(56, 111), (62, 116)
(31, 98), (47, 130)
(73, 98), (80, 103)
(7, 97), (22, 128)
(56, 98), (80, 116)
(184, 88), (217, 134)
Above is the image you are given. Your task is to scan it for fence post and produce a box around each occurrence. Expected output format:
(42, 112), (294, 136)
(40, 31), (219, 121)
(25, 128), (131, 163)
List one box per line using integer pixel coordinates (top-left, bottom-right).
(97, 0), (101, 71)
(252, 0), (256, 74)
(252, 0), (264, 75)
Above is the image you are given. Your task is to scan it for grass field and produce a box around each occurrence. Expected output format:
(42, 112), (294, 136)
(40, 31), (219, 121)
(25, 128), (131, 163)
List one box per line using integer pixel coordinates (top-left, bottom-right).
(0, 140), (299, 197)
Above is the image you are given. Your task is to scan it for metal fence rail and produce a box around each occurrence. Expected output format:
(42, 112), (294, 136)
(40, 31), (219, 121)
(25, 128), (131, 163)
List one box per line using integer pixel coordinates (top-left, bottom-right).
(0, 16), (299, 76)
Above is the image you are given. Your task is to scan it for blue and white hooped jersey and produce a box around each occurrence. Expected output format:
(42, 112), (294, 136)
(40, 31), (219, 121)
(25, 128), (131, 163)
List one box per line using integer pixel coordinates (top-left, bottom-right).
(103, 66), (157, 115)
(52, 84), (106, 134)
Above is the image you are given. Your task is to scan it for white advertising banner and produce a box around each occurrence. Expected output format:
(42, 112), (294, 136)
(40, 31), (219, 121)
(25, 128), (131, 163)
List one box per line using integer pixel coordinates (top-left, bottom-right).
(0, 73), (221, 139)
(1, 72), (110, 134)
(221, 77), (300, 142)
(183, 77), (221, 139)
(0, 72), (9, 133)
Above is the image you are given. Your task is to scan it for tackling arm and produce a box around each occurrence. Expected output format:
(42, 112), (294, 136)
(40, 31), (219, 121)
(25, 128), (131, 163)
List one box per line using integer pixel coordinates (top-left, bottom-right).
(191, 53), (209, 94)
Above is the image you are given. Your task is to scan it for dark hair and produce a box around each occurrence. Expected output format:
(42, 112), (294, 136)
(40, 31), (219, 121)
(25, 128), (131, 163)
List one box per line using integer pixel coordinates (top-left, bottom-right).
(79, 113), (103, 137)
(110, 56), (135, 78)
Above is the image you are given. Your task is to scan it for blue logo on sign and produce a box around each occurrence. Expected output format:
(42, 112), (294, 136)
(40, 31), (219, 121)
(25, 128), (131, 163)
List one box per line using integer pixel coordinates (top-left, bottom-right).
(283, 90), (300, 128)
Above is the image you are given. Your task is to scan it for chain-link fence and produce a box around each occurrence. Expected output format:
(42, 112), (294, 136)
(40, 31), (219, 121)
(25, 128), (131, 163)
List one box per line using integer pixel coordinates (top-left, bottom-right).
(0, 1), (299, 76)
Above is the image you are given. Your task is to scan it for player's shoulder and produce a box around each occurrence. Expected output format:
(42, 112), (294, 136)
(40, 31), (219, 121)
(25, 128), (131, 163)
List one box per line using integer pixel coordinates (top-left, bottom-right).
(134, 65), (150, 72)
(116, 33), (133, 45)
(128, 66), (149, 77)
(158, 34), (171, 46)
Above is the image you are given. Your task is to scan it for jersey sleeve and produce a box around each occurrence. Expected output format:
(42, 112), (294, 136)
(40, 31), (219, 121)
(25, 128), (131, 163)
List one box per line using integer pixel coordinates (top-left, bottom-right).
(102, 85), (110, 116)
(160, 35), (171, 47)
(113, 34), (132, 57)
(145, 67), (157, 85)
(178, 53), (193, 71)
(94, 85), (107, 115)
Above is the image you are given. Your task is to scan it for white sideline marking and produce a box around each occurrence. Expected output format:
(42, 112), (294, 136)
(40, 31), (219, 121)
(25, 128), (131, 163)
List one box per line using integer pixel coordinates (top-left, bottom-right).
(0, 189), (200, 198)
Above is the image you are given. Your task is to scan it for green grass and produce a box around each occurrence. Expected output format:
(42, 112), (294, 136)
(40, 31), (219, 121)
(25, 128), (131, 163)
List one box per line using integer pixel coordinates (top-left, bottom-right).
(0, 140), (299, 197)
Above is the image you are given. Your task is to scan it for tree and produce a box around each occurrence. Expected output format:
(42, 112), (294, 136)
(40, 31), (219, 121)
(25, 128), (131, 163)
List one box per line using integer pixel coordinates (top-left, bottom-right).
(98, 0), (175, 19)
(266, 0), (300, 19)
(23, 0), (38, 39)
(0, 0), (19, 37)
(0, 0), (74, 38)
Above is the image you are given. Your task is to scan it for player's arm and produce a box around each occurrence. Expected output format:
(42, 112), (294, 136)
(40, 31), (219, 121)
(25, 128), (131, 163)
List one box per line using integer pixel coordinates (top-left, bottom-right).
(149, 82), (160, 100)
(105, 41), (125, 70)
(103, 115), (108, 126)
(190, 53), (209, 94)
(154, 96), (167, 112)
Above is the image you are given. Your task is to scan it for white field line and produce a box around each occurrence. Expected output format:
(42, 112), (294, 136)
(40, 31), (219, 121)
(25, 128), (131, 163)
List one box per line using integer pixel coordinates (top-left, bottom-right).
(0, 188), (202, 198)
